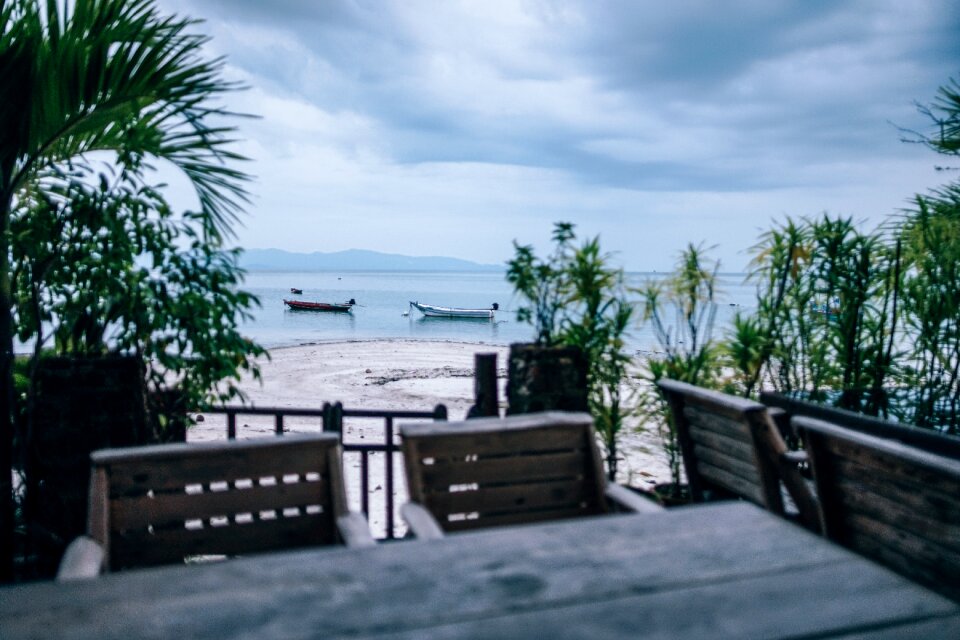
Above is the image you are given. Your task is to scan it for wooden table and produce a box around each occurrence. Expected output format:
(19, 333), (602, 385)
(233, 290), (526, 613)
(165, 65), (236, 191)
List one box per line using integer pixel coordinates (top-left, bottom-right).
(2, 502), (958, 639)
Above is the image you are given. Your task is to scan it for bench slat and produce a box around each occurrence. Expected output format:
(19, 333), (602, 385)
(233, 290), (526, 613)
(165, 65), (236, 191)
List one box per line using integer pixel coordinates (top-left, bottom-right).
(407, 426), (588, 460)
(420, 450), (587, 487)
(425, 478), (590, 517)
(111, 479), (329, 530)
(107, 444), (331, 494)
(112, 511), (335, 568)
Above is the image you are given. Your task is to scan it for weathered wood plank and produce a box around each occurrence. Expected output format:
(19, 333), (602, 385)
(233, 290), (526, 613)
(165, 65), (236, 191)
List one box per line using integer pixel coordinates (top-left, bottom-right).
(88, 433), (355, 571)
(402, 411), (607, 532)
(111, 511), (334, 568)
(424, 478), (591, 516)
(823, 438), (960, 498)
(441, 505), (598, 531)
(375, 564), (960, 640)
(695, 460), (766, 505)
(660, 378), (766, 420)
(401, 501), (445, 539)
(765, 391), (960, 459)
(7, 503), (956, 639)
(692, 443), (762, 484)
(335, 512), (377, 548)
(400, 411), (593, 438)
(799, 416), (960, 602)
(846, 525), (960, 602)
(105, 444), (332, 494)
(419, 450), (587, 487)
(110, 478), (328, 530)
(843, 511), (960, 575)
(687, 425), (756, 463)
(406, 427), (588, 460)
(834, 474), (960, 546)
(604, 484), (664, 513)
(684, 405), (753, 444)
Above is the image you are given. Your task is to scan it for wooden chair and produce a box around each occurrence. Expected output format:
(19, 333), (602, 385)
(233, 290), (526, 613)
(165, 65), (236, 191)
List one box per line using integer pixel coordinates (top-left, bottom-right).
(57, 433), (374, 580)
(795, 416), (960, 601)
(400, 412), (662, 538)
(762, 391), (960, 459)
(656, 379), (819, 531)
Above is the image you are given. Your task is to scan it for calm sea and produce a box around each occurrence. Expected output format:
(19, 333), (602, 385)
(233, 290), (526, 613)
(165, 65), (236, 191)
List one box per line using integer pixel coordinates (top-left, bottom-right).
(241, 271), (756, 352)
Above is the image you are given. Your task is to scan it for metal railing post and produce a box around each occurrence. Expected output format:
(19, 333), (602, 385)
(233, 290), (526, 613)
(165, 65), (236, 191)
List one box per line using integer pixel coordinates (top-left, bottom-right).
(385, 416), (395, 538)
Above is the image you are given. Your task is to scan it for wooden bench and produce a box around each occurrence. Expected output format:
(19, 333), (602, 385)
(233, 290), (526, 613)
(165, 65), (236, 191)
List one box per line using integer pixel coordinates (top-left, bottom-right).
(657, 379), (819, 531)
(762, 391), (960, 458)
(400, 412), (662, 538)
(58, 433), (374, 579)
(795, 416), (960, 602)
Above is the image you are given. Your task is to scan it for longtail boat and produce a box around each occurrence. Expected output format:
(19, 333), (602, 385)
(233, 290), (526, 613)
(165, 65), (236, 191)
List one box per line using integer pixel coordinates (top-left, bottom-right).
(409, 301), (498, 319)
(284, 298), (356, 312)
(290, 287), (303, 294)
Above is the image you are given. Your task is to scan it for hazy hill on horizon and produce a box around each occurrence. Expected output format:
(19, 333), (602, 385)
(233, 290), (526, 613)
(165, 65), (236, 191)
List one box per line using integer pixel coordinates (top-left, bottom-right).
(241, 248), (504, 272)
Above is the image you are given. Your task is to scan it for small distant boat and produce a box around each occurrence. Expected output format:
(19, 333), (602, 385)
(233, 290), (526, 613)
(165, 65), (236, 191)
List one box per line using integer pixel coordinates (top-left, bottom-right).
(811, 297), (841, 318)
(409, 301), (498, 319)
(290, 288), (303, 295)
(285, 298), (356, 312)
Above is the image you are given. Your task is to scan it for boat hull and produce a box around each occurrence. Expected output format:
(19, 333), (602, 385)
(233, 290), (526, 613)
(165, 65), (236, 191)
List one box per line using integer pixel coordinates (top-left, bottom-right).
(284, 300), (352, 312)
(410, 301), (495, 319)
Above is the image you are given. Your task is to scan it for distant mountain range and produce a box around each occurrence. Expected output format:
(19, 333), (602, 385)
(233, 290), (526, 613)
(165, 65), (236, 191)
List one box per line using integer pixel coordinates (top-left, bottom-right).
(240, 248), (504, 272)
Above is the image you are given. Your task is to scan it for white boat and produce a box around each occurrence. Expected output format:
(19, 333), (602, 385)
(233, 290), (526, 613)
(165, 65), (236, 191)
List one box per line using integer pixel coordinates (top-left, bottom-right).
(409, 301), (498, 319)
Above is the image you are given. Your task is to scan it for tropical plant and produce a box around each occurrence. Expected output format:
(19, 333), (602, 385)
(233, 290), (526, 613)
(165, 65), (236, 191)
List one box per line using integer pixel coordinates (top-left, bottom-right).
(507, 223), (636, 479)
(0, 0), (257, 578)
(12, 163), (265, 410)
(896, 188), (960, 433)
(729, 215), (900, 412)
(909, 75), (960, 158)
(892, 74), (960, 433)
(560, 237), (635, 480)
(638, 243), (723, 492)
(506, 222), (575, 346)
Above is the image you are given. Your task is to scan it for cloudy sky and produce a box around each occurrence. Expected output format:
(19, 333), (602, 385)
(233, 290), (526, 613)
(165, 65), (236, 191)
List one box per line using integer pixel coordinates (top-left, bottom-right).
(156, 0), (958, 271)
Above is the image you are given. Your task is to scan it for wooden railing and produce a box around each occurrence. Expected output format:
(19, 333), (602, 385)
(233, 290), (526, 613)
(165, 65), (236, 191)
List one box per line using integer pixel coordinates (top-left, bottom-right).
(202, 403), (448, 540)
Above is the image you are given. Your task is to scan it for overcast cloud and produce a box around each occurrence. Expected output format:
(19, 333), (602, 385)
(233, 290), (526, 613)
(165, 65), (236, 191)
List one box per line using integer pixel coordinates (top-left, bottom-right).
(156, 0), (959, 270)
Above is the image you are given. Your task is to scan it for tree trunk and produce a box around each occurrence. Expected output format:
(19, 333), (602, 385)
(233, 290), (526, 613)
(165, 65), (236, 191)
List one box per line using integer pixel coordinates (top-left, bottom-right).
(0, 196), (14, 582)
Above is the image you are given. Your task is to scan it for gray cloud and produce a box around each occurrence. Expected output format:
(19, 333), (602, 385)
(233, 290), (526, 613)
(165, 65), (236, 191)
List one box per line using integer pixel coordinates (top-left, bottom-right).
(155, 0), (959, 268)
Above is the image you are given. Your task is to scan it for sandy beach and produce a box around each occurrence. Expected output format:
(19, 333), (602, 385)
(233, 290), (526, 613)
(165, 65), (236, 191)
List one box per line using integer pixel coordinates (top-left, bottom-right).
(189, 339), (670, 535)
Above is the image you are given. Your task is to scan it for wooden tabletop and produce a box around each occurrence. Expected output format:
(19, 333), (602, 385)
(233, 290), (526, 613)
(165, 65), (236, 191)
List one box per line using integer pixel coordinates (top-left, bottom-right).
(2, 502), (958, 639)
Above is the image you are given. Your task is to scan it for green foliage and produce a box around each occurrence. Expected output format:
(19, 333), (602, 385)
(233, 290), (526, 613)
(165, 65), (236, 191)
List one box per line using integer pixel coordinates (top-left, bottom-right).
(506, 222), (575, 346)
(0, 0), (250, 234)
(896, 183), (960, 432)
(1, 0), (263, 411)
(729, 215), (899, 410)
(912, 76), (960, 158)
(638, 243), (723, 489)
(559, 237), (635, 480)
(507, 223), (636, 479)
(12, 163), (265, 409)
(723, 76), (960, 435)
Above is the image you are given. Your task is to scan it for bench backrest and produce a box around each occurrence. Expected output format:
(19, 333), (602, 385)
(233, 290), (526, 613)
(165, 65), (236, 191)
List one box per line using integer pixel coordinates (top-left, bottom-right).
(657, 379), (804, 518)
(762, 392), (960, 458)
(88, 433), (348, 571)
(400, 412), (607, 533)
(796, 416), (960, 601)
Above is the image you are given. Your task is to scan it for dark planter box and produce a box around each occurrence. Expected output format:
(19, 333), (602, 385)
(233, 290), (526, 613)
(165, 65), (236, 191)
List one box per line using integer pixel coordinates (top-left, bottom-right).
(22, 355), (153, 576)
(506, 343), (588, 415)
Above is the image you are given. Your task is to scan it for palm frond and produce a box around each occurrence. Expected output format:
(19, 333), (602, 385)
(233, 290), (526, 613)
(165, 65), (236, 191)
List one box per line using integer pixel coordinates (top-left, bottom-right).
(2, 0), (252, 237)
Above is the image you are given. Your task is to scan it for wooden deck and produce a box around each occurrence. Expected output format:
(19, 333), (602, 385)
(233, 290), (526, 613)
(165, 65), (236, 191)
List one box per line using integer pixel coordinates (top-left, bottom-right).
(2, 502), (958, 638)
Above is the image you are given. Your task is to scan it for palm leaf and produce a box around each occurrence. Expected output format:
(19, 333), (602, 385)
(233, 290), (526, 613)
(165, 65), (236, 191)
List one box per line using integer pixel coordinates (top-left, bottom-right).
(2, 0), (252, 238)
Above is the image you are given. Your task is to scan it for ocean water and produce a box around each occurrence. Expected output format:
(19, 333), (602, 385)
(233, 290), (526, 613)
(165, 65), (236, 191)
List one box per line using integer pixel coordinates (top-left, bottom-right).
(240, 270), (756, 352)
